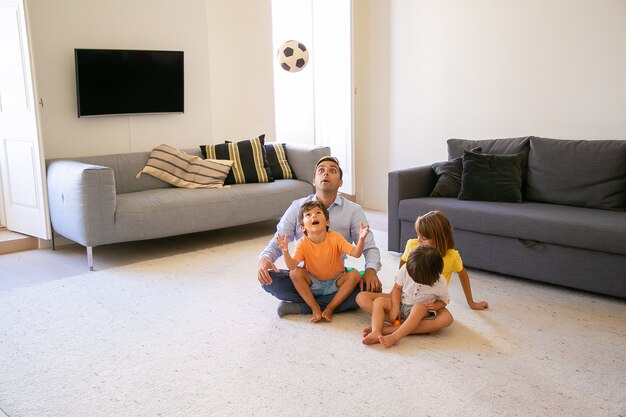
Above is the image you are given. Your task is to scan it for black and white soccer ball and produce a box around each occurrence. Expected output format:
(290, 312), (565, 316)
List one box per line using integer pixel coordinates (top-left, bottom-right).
(277, 40), (309, 73)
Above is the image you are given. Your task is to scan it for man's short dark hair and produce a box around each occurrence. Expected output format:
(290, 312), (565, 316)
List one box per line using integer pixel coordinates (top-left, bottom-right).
(406, 245), (444, 286)
(298, 201), (330, 235)
(316, 156), (343, 179)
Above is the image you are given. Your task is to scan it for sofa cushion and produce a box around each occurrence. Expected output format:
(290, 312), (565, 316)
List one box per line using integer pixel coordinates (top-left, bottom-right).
(200, 134), (273, 184)
(113, 180), (314, 243)
(265, 142), (295, 180)
(447, 136), (531, 159)
(430, 147), (481, 198)
(525, 137), (626, 211)
(458, 150), (523, 202)
(397, 197), (626, 256)
(448, 137), (531, 188)
(137, 145), (233, 189)
(430, 158), (463, 198)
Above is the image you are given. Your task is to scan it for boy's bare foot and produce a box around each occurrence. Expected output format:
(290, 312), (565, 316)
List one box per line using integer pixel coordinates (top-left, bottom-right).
(364, 324), (400, 337)
(311, 311), (322, 323)
(362, 330), (382, 345)
(379, 334), (399, 348)
(321, 309), (333, 322)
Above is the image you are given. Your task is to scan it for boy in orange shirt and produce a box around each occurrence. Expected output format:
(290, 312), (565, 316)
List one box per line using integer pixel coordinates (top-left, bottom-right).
(277, 200), (370, 323)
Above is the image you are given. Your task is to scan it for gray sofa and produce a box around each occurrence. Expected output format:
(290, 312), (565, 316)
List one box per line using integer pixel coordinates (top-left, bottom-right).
(47, 143), (330, 270)
(388, 136), (626, 299)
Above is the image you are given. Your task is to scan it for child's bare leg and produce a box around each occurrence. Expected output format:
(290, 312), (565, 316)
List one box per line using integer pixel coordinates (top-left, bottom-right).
(290, 268), (322, 323)
(356, 291), (390, 315)
(405, 308), (454, 335)
(362, 297), (391, 345)
(321, 270), (361, 322)
(380, 304), (429, 348)
(368, 308), (453, 336)
(357, 292), (391, 336)
(363, 322), (400, 337)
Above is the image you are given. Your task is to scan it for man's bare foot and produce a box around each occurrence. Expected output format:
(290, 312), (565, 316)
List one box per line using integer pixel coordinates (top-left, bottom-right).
(379, 334), (399, 348)
(362, 330), (382, 345)
(362, 325), (372, 337)
(321, 309), (333, 322)
(311, 311), (322, 323)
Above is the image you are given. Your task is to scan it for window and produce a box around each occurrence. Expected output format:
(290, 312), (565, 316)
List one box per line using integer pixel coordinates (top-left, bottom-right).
(272, 0), (354, 194)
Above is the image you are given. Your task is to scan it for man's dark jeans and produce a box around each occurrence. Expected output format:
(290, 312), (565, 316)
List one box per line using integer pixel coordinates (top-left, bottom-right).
(262, 269), (362, 314)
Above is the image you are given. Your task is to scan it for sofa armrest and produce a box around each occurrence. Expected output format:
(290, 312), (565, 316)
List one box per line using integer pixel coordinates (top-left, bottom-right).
(388, 165), (437, 252)
(284, 143), (331, 183)
(46, 160), (117, 247)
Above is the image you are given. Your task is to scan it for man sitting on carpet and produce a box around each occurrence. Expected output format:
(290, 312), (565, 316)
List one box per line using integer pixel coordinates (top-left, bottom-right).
(258, 156), (382, 317)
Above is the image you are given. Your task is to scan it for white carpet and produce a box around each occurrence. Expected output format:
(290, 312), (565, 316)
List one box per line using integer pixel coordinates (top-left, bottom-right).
(1, 235), (625, 417)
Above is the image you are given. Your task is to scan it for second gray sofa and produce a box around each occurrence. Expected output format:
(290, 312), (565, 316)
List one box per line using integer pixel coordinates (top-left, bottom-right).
(47, 143), (330, 270)
(388, 136), (626, 299)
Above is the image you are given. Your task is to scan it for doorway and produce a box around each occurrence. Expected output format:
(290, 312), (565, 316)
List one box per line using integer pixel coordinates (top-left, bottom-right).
(0, 0), (50, 240)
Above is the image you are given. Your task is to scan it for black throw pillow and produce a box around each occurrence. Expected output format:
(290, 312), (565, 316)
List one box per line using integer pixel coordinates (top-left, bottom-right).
(458, 150), (523, 202)
(199, 134), (273, 185)
(265, 142), (295, 180)
(430, 147), (481, 198)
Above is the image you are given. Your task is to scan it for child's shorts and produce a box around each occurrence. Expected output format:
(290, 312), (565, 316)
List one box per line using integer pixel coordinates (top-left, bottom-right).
(309, 272), (342, 296)
(400, 303), (437, 320)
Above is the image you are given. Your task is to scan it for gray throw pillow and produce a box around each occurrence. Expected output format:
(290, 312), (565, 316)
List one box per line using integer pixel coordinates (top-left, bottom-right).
(448, 137), (531, 189)
(525, 137), (626, 211)
(458, 150), (523, 203)
(430, 147), (482, 198)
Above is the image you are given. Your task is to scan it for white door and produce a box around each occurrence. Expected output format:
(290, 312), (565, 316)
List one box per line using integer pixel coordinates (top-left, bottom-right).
(0, 0), (50, 239)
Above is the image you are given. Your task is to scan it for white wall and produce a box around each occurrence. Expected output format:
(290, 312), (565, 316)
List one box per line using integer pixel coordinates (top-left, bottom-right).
(26, 0), (275, 158)
(206, 0), (275, 142)
(22, 0), (626, 210)
(354, 0), (626, 210)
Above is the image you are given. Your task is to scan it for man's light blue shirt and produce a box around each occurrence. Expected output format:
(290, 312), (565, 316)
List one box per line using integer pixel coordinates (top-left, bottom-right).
(260, 194), (382, 272)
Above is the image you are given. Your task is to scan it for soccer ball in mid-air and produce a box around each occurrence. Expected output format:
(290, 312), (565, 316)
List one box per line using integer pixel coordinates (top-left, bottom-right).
(277, 40), (309, 73)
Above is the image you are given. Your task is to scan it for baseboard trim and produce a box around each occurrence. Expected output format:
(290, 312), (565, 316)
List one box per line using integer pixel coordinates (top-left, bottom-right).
(0, 231), (38, 255)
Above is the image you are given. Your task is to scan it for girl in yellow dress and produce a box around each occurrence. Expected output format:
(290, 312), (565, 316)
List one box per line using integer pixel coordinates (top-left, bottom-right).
(358, 210), (487, 340)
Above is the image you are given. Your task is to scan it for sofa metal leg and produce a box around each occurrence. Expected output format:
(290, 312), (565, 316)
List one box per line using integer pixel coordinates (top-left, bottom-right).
(87, 246), (94, 271)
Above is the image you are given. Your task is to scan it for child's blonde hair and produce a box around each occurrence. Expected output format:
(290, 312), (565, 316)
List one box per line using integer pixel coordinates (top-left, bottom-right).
(415, 210), (455, 256)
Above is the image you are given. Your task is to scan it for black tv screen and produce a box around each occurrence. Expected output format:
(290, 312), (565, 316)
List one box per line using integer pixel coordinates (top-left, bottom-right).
(75, 49), (184, 117)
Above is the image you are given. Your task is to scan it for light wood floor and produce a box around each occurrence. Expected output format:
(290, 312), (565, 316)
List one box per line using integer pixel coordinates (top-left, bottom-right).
(0, 209), (387, 292)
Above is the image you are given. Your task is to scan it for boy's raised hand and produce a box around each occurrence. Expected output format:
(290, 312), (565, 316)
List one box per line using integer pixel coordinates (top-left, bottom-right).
(276, 233), (290, 253)
(359, 222), (370, 240)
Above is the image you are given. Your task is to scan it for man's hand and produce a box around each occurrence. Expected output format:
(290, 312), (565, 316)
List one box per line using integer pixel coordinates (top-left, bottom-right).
(360, 268), (382, 292)
(258, 256), (279, 286)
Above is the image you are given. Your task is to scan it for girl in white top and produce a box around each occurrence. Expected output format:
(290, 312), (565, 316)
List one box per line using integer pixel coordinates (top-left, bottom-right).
(359, 245), (449, 348)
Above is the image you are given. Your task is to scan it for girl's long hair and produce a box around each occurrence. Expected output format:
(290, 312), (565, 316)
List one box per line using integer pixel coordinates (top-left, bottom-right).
(415, 210), (455, 256)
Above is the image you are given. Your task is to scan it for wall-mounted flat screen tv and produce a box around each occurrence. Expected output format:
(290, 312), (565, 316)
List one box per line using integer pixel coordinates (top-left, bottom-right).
(75, 49), (184, 117)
